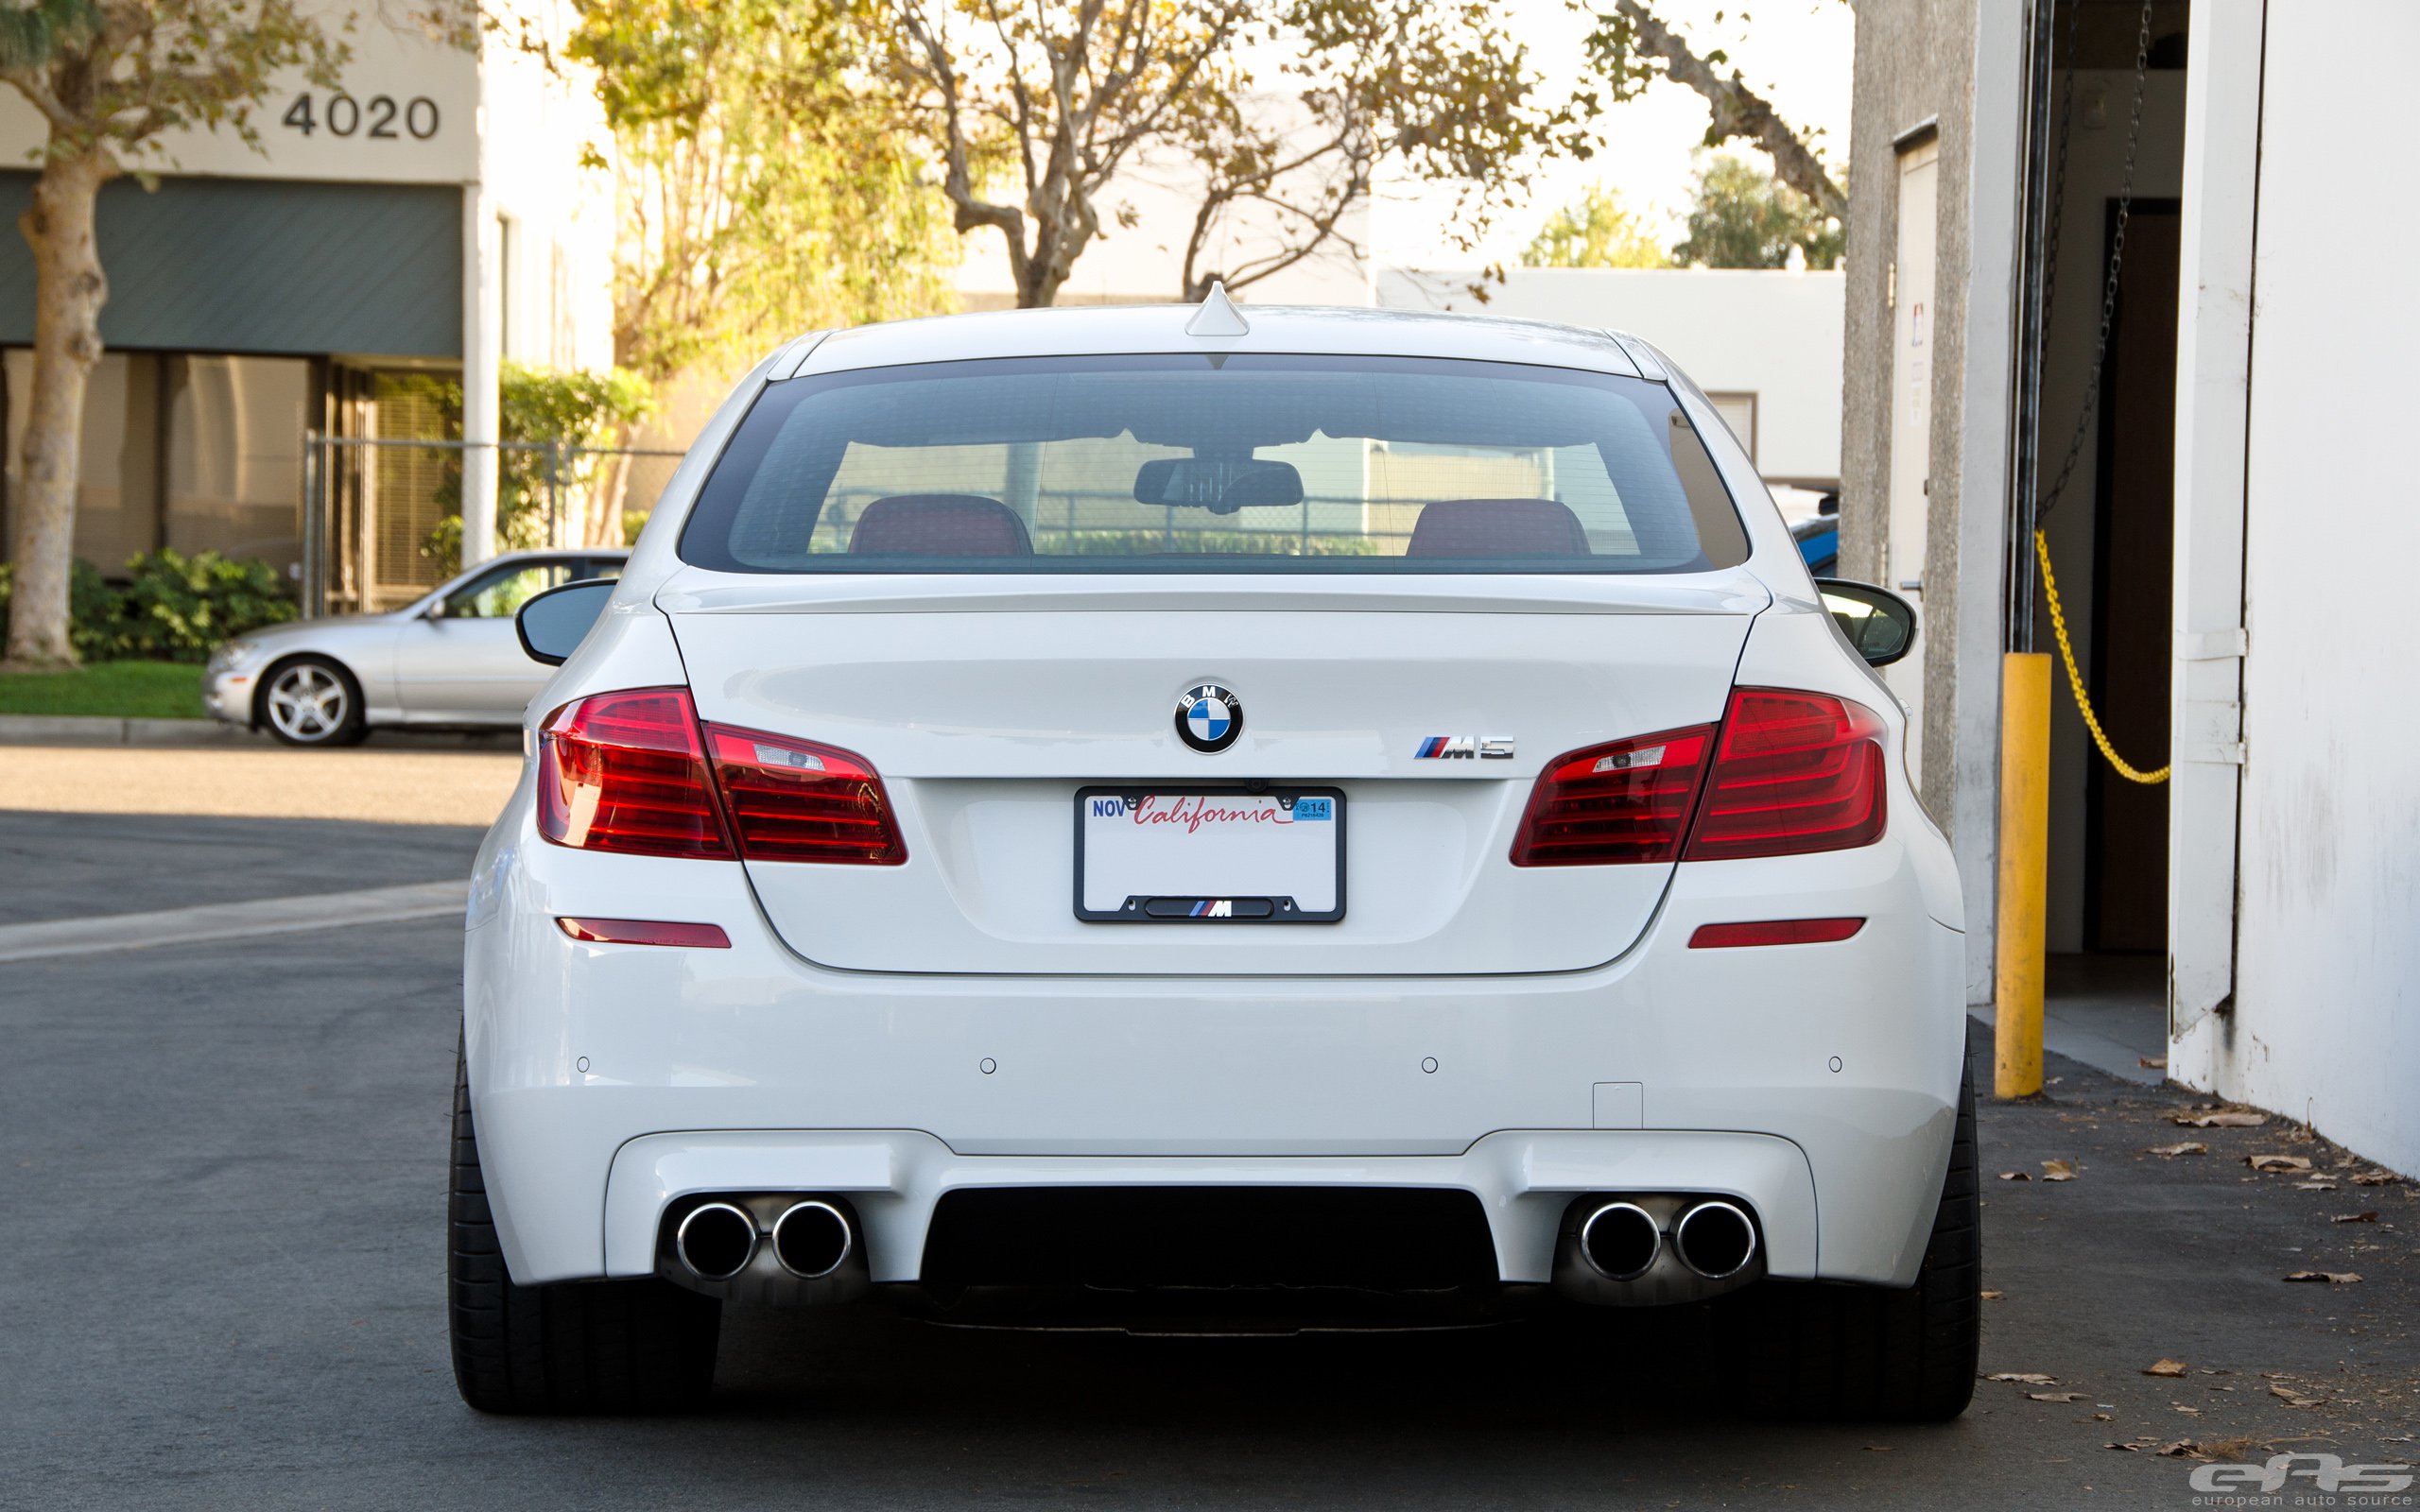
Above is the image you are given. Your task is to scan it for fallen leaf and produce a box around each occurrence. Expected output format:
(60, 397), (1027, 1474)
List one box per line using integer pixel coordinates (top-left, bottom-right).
(2333, 1211), (2381, 1225)
(2042, 1159), (2079, 1181)
(2246, 1154), (2312, 1173)
(1980, 1289), (2007, 1300)
(1988, 1371), (2060, 1385)
(2269, 1383), (2325, 1407)
(2293, 1180), (2341, 1192)
(2174, 1406), (2203, 1416)
(2351, 1171), (2396, 1186)
(2172, 1110), (2267, 1128)
(2157, 1440), (2206, 1460)
(1860, 1445), (1893, 1452)
(2282, 1270), (2362, 1284)
(2143, 1359), (2189, 1378)
(2092, 1412), (2114, 1421)
(1996, 1171), (2031, 1181)
(2146, 1142), (2208, 1158)
(2104, 1442), (2141, 1452)
(2028, 1391), (2087, 1402)
(2138, 1057), (2167, 1071)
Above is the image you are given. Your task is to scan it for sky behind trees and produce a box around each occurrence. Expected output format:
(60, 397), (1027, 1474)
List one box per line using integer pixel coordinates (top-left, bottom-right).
(1377, 0), (1853, 267)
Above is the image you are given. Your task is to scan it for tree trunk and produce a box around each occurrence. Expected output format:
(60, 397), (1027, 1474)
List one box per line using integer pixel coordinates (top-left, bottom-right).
(6, 149), (113, 669)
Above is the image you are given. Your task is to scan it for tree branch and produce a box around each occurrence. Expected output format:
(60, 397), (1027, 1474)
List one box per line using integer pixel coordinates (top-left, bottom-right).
(1605, 0), (1844, 223)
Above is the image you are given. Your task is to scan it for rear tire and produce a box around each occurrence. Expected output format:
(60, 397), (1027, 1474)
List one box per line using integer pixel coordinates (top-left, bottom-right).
(1715, 1057), (1980, 1420)
(448, 1031), (720, 1414)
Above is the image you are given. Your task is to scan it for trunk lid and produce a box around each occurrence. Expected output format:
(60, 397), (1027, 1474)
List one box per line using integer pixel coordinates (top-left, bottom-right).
(662, 572), (1764, 975)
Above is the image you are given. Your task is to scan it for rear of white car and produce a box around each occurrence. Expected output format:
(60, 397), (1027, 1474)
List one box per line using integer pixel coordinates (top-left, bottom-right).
(452, 304), (1975, 1419)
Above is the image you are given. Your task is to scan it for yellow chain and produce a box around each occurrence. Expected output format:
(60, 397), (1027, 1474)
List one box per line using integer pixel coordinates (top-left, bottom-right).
(2033, 528), (2169, 784)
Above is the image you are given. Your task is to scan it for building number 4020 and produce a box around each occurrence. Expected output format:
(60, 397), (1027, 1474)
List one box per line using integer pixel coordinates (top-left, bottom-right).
(281, 93), (441, 141)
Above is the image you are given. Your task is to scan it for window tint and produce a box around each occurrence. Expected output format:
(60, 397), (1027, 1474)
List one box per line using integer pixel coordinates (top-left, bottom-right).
(442, 560), (571, 618)
(681, 354), (1748, 576)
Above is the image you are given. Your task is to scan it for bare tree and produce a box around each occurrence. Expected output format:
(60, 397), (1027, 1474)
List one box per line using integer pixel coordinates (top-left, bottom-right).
(1583, 0), (1844, 223)
(0, 0), (346, 667)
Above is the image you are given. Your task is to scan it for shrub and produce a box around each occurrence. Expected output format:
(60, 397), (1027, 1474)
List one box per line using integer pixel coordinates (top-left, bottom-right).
(0, 558), (124, 661)
(0, 549), (296, 663)
(112, 550), (298, 661)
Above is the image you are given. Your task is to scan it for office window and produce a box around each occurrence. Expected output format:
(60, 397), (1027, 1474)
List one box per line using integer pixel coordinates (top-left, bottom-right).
(2, 350), (160, 573)
(164, 355), (309, 573)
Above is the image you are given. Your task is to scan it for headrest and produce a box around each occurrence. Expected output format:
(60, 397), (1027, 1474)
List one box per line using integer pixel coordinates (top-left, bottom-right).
(848, 494), (1032, 557)
(1405, 498), (1591, 558)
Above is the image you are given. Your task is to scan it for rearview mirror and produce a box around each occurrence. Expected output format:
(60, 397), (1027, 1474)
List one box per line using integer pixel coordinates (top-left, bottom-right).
(515, 578), (615, 666)
(1132, 457), (1305, 514)
(1812, 578), (1917, 667)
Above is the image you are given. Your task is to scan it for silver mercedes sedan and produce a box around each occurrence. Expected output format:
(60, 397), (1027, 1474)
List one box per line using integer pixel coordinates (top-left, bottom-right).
(203, 549), (627, 746)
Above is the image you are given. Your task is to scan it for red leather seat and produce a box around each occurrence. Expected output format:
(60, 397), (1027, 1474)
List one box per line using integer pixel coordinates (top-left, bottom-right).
(1405, 498), (1591, 558)
(848, 494), (1032, 557)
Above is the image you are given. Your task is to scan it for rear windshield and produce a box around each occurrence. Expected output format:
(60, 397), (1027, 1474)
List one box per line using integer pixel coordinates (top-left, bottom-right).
(679, 353), (1749, 575)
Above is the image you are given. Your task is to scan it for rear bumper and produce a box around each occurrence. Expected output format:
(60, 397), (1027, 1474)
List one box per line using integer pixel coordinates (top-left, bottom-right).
(466, 788), (1967, 1291)
(601, 1128), (1816, 1285)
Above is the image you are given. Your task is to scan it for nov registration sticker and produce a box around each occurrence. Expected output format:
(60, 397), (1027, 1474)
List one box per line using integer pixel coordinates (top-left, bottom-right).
(1074, 787), (1345, 923)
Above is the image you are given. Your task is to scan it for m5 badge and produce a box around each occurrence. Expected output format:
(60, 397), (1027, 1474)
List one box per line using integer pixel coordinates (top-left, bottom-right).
(1413, 735), (1515, 760)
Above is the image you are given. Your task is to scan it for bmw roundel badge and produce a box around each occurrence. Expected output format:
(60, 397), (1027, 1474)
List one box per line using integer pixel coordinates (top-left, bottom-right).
(1174, 683), (1243, 753)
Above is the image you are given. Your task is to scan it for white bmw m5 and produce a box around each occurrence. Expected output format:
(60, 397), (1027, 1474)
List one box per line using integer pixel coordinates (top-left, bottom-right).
(453, 295), (1974, 1419)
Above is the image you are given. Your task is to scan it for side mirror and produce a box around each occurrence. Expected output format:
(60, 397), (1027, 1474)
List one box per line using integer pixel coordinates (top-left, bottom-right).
(515, 578), (615, 666)
(1813, 578), (1917, 667)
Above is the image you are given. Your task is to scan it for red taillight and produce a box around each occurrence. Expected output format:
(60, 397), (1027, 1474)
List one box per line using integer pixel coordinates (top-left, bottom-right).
(1509, 725), (1714, 866)
(537, 690), (906, 866)
(537, 688), (732, 858)
(1689, 918), (1865, 948)
(1510, 688), (1888, 868)
(701, 724), (907, 865)
(1683, 689), (1888, 860)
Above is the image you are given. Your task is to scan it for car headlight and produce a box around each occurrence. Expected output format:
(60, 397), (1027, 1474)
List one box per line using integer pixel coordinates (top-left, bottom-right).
(206, 641), (260, 675)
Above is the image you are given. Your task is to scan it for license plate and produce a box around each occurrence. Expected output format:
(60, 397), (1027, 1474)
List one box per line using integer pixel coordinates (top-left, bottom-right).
(1074, 787), (1344, 923)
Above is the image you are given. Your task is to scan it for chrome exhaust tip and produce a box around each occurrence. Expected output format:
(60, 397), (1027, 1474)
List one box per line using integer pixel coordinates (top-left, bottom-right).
(1578, 1200), (1662, 1281)
(1673, 1199), (1757, 1280)
(674, 1201), (759, 1281)
(770, 1199), (854, 1280)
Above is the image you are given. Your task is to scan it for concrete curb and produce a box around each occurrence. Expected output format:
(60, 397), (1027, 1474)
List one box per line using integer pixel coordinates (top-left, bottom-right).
(0, 714), (519, 750)
(0, 713), (245, 747)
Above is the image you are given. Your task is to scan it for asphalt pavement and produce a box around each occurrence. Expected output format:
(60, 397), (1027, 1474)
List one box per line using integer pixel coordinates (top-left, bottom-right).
(1, 812), (2413, 1510)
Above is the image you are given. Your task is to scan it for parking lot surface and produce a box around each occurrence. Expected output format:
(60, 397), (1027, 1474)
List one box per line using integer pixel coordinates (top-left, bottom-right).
(2, 812), (2412, 1510)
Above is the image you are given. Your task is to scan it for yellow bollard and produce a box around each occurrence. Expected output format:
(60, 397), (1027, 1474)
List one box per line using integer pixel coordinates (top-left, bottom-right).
(1995, 653), (2050, 1098)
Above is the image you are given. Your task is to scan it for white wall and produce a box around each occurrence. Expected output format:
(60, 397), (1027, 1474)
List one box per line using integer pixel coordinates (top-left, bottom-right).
(1375, 266), (1844, 486)
(480, 0), (617, 374)
(2174, 4), (2420, 1176)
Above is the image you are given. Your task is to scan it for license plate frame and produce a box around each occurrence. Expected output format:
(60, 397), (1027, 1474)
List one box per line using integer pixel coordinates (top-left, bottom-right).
(1073, 785), (1346, 923)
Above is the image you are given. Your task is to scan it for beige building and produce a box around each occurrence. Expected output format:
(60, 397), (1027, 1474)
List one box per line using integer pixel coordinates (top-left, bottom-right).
(0, 1), (614, 613)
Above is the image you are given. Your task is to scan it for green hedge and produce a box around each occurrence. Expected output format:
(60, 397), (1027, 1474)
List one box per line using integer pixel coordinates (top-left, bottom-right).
(0, 549), (297, 662)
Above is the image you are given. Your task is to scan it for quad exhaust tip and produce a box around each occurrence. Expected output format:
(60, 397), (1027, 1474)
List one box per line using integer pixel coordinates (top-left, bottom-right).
(771, 1199), (854, 1280)
(1578, 1200), (1662, 1281)
(674, 1201), (758, 1281)
(1673, 1199), (1758, 1280)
